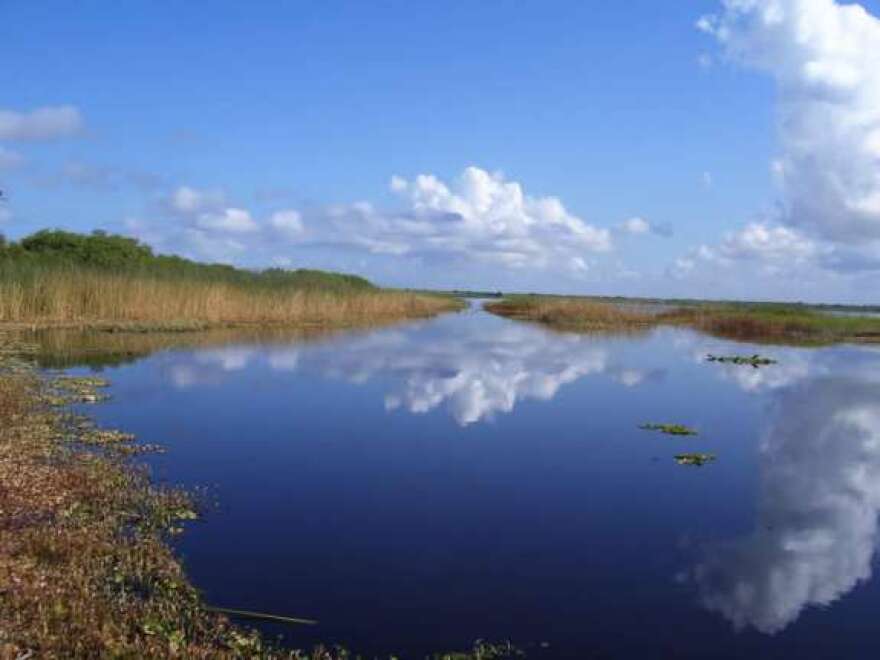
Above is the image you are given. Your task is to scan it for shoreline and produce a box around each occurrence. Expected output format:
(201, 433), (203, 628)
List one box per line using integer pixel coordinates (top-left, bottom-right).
(484, 297), (880, 346)
(0, 337), (279, 657)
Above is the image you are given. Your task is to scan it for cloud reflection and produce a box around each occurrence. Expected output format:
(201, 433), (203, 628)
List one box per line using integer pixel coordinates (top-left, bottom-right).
(165, 320), (664, 425)
(691, 356), (880, 634)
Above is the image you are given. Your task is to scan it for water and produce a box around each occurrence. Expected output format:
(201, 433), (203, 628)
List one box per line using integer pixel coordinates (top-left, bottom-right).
(56, 303), (880, 658)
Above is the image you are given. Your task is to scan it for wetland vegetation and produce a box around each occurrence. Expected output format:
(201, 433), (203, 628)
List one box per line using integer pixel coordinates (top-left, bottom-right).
(485, 295), (880, 345)
(639, 423), (699, 436)
(0, 230), (461, 331)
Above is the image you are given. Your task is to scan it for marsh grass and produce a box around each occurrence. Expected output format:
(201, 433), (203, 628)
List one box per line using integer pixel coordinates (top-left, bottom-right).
(0, 263), (460, 330)
(484, 297), (655, 331)
(486, 296), (880, 345)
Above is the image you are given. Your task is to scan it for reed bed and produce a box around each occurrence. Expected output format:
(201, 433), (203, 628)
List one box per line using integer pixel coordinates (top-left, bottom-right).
(485, 297), (656, 330)
(0, 266), (460, 329)
(486, 296), (880, 345)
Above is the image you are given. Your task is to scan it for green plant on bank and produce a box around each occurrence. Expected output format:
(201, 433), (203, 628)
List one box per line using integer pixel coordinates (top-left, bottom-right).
(485, 296), (880, 345)
(706, 354), (777, 366)
(0, 229), (463, 329)
(674, 453), (716, 467)
(639, 423), (699, 436)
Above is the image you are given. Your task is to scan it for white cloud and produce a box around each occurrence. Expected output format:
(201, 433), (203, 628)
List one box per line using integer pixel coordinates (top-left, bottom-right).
(700, 0), (880, 243)
(702, 171), (713, 188)
(668, 222), (822, 280)
(620, 217), (651, 235)
(0, 105), (83, 141)
(0, 207), (12, 225)
(164, 185), (257, 235)
(717, 222), (818, 263)
(195, 208), (258, 234)
(168, 185), (226, 215)
(368, 166), (613, 271)
(161, 166), (616, 275)
(269, 210), (304, 238)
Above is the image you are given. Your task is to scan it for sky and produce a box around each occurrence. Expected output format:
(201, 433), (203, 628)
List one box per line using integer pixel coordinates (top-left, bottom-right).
(2, 0), (880, 303)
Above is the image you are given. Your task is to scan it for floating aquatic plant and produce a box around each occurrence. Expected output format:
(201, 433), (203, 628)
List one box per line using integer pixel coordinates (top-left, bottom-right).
(639, 423), (698, 436)
(45, 375), (111, 405)
(675, 453), (716, 467)
(706, 354), (777, 367)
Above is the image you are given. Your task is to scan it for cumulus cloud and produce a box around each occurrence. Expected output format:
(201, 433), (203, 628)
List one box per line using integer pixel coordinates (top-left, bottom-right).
(164, 185), (258, 235)
(269, 210), (304, 238)
(300, 166), (613, 271)
(154, 168), (616, 276)
(668, 222), (821, 279)
(195, 208), (258, 234)
(353, 166), (613, 271)
(620, 217), (651, 235)
(717, 222), (818, 262)
(0, 105), (83, 141)
(167, 185), (226, 215)
(617, 216), (673, 238)
(690, 369), (880, 634)
(700, 0), (880, 243)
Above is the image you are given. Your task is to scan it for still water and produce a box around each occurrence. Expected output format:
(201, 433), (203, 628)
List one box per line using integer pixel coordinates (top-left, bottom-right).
(57, 303), (880, 658)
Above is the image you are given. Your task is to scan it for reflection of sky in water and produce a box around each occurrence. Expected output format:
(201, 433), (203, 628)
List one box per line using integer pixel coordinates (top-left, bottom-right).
(75, 309), (880, 651)
(689, 347), (880, 635)
(165, 317), (666, 426)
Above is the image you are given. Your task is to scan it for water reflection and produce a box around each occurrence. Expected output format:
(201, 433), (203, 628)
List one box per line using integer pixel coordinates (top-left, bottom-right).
(691, 350), (880, 634)
(164, 318), (664, 425)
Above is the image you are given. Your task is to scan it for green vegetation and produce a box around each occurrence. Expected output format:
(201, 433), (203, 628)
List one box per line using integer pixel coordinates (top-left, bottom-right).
(484, 297), (655, 332)
(639, 423), (699, 436)
(0, 230), (462, 330)
(707, 354), (777, 366)
(674, 453), (716, 467)
(5, 229), (374, 291)
(661, 304), (880, 344)
(485, 295), (880, 345)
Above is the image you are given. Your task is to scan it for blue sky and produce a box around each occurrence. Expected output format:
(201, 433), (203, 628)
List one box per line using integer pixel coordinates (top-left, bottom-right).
(2, 0), (880, 303)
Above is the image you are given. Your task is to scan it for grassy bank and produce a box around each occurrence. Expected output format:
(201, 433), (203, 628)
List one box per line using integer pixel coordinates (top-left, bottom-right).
(0, 230), (461, 330)
(485, 296), (880, 344)
(484, 297), (655, 331)
(0, 339), (274, 657)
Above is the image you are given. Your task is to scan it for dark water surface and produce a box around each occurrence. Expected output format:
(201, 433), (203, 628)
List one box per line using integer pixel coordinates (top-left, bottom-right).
(58, 303), (880, 658)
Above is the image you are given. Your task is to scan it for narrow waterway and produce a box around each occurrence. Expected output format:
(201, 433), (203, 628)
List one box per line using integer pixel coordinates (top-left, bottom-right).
(57, 303), (880, 658)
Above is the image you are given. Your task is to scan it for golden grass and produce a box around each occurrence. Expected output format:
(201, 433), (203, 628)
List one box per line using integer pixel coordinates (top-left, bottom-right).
(484, 297), (655, 330)
(0, 270), (461, 330)
(487, 297), (880, 345)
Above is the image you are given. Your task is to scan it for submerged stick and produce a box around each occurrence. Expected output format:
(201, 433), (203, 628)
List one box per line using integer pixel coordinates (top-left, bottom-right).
(206, 606), (318, 626)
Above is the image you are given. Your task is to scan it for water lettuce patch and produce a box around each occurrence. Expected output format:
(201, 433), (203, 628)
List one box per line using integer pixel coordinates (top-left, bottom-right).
(639, 423), (699, 436)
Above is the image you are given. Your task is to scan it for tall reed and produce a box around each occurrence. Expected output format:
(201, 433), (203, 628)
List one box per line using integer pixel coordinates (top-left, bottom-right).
(0, 262), (459, 328)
